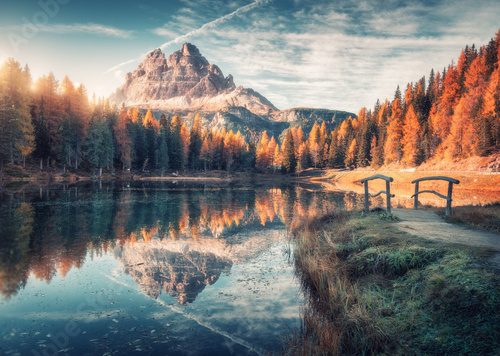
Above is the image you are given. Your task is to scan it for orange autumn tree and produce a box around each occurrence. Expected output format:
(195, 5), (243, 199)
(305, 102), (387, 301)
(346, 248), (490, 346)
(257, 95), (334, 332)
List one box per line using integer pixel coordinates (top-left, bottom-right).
(384, 89), (404, 164)
(344, 138), (357, 168)
(308, 123), (321, 167)
(256, 131), (271, 170)
(401, 104), (422, 166)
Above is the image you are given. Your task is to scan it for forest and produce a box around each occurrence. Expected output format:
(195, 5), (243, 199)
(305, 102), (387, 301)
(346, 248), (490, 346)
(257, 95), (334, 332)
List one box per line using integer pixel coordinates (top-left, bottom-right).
(0, 31), (498, 176)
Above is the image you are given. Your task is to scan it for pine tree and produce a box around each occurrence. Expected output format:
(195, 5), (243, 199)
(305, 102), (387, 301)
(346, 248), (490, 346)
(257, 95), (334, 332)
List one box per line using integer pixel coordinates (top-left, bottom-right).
(143, 110), (159, 170)
(84, 117), (107, 176)
(281, 130), (296, 173)
(158, 124), (169, 174)
(188, 113), (202, 170)
(200, 136), (210, 171)
(169, 116), (184, 171)
(0, 58), (34, 166)
(114, 106), (132, 170)
(32, 72), (63, 166)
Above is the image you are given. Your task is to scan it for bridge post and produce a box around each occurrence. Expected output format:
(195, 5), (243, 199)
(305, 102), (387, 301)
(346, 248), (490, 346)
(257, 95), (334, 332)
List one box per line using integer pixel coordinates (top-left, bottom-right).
(386, 180), (392, 214)
(413, 181), (419, 209)
(411, 176), (459, 216)
(360, 175), (394, 214)
(364, 180), (369, 213)
(446, 181), (453, 217)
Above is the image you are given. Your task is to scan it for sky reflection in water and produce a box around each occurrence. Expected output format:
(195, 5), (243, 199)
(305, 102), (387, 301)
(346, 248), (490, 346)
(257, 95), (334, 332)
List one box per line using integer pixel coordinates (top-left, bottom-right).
(0, 182), (360, 355)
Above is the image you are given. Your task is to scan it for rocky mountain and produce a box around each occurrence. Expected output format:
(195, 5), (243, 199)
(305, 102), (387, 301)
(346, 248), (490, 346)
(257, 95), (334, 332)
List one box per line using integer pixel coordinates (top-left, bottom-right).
(271, 108), (354, 132)
(111, 43), (276, 116)
(112, 43), (355, 136)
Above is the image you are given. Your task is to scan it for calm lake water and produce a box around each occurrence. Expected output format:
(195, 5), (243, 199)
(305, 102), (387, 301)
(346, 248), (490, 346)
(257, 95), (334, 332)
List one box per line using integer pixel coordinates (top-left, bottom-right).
(0, 182), (360, 355)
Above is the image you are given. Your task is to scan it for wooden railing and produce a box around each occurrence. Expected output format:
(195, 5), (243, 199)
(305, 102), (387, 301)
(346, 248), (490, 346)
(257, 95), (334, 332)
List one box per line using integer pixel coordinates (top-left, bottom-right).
(411, 176), (460, 216)
(360, 174), (395, 214)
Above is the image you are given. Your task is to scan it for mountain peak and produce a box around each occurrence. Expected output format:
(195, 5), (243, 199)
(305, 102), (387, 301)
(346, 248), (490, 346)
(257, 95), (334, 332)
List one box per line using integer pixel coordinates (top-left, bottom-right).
(181, 43), (200, 56)
(111, 43), (277, 115)
(147, 48), (164, 58)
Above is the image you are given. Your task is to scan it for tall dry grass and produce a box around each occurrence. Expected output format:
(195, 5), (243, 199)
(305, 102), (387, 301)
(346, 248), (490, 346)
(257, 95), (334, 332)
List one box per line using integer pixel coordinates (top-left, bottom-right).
(288, 213), (388, 355)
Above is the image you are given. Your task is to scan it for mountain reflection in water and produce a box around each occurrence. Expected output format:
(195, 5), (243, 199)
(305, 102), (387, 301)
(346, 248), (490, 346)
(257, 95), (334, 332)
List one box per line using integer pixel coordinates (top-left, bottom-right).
(0, 182), (362, 302)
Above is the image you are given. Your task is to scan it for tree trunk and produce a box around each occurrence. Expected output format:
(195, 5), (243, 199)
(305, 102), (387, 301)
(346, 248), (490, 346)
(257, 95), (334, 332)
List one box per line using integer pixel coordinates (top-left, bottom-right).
(99, 167), (102, 178)
(40, 158), (43, 171)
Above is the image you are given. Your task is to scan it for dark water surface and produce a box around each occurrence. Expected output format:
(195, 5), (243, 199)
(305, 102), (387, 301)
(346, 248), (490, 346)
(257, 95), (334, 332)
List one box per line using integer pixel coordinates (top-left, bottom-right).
(0, 182), (359, 355)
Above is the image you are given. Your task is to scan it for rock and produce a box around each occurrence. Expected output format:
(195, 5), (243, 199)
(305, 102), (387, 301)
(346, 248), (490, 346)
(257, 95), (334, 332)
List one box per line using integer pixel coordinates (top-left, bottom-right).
(111, 43), (276, 116)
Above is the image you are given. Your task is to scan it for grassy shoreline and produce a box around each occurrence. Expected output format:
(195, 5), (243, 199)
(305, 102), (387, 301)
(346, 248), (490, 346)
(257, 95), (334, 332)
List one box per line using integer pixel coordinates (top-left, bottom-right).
(0, 165), (301, 186)
(289, 211), (499, 355)
(437, 204), (500, 233)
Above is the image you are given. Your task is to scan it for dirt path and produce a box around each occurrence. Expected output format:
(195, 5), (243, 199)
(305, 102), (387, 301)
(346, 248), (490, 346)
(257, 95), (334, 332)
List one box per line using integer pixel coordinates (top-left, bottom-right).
(393, 208), (500, 265)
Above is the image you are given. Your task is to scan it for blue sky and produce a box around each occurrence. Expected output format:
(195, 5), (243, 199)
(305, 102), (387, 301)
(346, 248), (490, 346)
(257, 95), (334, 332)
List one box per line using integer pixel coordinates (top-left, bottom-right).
(0, 0), (498, 112)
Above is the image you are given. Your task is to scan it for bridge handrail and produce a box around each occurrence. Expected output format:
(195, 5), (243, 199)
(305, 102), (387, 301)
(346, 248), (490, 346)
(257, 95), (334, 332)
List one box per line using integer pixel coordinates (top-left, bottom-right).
(360, 174), (394, 183)
(411, 176), (460, 184)
(361, 174), (394, 214)
(411, 189), (447, 200)
(411, 175), (460, 216)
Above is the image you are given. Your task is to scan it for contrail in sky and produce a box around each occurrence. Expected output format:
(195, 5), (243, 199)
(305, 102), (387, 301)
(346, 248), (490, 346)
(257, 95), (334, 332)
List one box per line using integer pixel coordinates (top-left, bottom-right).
(106, 0), (269, 74)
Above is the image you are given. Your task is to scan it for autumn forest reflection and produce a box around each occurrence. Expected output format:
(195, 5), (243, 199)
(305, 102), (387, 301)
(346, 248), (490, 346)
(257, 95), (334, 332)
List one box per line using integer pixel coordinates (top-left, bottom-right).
(0, 182), (361, 302)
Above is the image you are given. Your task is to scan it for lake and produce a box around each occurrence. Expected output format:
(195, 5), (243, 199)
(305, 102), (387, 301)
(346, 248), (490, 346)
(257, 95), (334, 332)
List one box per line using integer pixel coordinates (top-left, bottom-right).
(0, 182), (360, 355)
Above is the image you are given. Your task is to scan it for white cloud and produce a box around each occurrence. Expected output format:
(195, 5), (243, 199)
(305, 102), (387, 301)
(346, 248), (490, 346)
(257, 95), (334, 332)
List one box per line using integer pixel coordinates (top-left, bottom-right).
(152, 27), (180, 38)
(11, 23), (133, 38)
(106, 0), (270, 74)
(105, 0), (500, 111)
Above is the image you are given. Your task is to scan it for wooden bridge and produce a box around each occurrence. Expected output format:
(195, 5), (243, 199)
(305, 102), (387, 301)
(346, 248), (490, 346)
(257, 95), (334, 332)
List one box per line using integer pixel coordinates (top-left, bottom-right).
(361, 175), (460, 216)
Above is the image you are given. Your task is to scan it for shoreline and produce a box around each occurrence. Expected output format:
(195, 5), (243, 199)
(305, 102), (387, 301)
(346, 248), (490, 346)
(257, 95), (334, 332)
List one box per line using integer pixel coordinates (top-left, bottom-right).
(2, 168), (500, 205)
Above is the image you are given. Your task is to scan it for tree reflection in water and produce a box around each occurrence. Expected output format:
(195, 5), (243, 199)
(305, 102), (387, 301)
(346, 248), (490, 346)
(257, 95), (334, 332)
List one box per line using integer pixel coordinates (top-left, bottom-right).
(0, 182), (362, 302)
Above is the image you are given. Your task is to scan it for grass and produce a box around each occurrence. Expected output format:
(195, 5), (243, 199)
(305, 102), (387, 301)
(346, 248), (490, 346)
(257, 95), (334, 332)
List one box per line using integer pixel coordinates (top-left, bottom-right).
(439, 203), (500, 233)
(287, 211), (500, 355)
